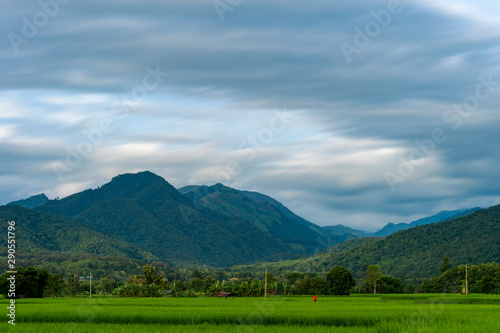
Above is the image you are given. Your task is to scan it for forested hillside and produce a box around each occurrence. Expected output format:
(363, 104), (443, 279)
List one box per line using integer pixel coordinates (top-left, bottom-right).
(232, 204), (500, 280)
(36, 172), (292, 267)
(2, 171), (498, 281)
(321, 225), (368, 245)
(371, 208), (481, 237)
(0, 205), (162, 279)
(8, 193), (48, 209)
(318, 236), (383, 255)
(0, 205), (156, 260)
(179, 183), (327, 254)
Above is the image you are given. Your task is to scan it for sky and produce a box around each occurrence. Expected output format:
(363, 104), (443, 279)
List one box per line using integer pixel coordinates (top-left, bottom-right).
(1, 0), (500, 231)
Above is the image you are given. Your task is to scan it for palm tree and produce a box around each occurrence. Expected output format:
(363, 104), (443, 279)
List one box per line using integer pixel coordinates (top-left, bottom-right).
(250, 281), (262, 297)
(239, 281), (250, 297)
(209, 281), (221, 295)
(270, 282), (279, 295)
(283, 282), (294, 295)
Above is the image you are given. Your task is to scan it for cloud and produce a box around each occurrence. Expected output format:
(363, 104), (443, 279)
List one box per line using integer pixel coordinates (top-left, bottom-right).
(0, 0), (499, 230)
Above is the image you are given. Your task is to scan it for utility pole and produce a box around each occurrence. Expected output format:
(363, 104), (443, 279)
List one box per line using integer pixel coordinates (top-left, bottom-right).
(264, 268), (267, 299)
(465, 265), (468, 295)
(90, 273), (92, 299)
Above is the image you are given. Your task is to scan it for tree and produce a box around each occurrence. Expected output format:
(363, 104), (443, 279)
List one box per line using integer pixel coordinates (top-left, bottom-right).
(404, 284), (415, 294)
(0, 267), (49, 298)
(377, 275), (403, 294)
(365, 265), (382, 294)
(286, 272), (305, 285)
(143, 265), (162, 285)
(172, 280), (186, 292)
(190, 278), (204, 291)
(294, 276), (328, 295)
(203, 276), (216, 290)
(45, 273), (65, 297)
(215, 270), (227, 281)
(66, 273), (81, 297)
(440, 257), (451, 275)
(478, 275), (496, 294)
(192, 269), (203, 280)
(238, 281), (249, 296)
(326, 266), (356, 295)
(95, 277), (117, 295)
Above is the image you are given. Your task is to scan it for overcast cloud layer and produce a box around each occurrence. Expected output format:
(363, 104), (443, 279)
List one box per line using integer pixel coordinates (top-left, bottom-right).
(1, 0), (500, 231)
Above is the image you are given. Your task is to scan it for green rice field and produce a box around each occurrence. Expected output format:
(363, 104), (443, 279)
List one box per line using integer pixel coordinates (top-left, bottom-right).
(1, 294), (499, 332)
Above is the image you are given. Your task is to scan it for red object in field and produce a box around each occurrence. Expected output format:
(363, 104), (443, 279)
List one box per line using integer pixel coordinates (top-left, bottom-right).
(313, 295), (317, 302)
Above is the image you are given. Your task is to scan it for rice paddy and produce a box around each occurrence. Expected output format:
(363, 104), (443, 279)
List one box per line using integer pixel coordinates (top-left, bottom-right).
(1, 294), (499, 332)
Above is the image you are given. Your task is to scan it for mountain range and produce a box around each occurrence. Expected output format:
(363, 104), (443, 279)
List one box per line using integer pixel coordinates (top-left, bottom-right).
(234, 204), (500, 279)
(34, 172), (297, 267)
(179, 183), (328, 253)
(370, 208), (482, 237)
(1, 171), (496, 280)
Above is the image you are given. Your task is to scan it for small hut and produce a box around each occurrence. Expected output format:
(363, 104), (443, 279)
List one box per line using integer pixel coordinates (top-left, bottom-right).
(213, 291), (235, 299)
(161, 290), (175, 298)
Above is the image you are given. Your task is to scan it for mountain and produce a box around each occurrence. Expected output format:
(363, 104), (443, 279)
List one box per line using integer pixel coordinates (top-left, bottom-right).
(36, 171), (292, 267)
(0, 205), (156, 260)
(233, 204), (500, 280)
(321, 225), (368, 245)
(8, 193), (49, 209)
(178, 183), (327, 255)
(318, 236), (383, 255)
(0, 205), (191, 281)
(371, 208), (482, 237)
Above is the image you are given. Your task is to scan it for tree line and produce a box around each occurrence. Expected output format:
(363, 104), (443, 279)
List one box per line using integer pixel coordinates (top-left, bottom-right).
(1, 259), (498, 298)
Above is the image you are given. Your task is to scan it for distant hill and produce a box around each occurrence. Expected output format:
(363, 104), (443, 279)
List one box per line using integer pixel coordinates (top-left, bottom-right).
(318, 236), (383, 255)
(179, 184), (371, 251)
(0, 205), (198, 281)
(36, 172), (292, 267)
(0, 205), (158, 274)
(371, 208), (481, 237)
(8, 193), (48, 209)
(178, 183), (327, 254)
(232, 204), (500, 280)
(321, 225), (368, 245)
(4, 171), (495, 280)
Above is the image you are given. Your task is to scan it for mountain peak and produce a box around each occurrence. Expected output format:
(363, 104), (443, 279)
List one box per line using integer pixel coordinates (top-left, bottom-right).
(107, 171), (177, 194)
(110, 171), (164, 183)
(37, 171), (182, 217)
(8, 193), (49, 209)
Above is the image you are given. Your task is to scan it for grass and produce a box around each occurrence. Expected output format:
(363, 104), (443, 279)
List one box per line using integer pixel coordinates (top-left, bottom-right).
(1, 294), (499, 332)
